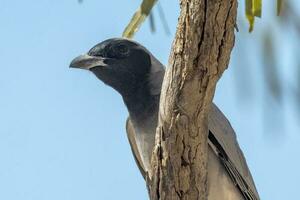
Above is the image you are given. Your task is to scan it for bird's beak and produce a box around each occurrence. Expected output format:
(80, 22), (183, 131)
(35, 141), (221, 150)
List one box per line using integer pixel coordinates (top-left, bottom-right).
(69, 54), (107, 70)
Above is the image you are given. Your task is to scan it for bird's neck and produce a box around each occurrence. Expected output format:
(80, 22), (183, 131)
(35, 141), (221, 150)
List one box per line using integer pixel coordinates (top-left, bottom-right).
(122, 85), (159, 125)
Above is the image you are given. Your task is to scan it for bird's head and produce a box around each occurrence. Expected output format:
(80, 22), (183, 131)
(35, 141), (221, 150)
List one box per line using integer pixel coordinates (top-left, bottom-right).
(70, 38), (153, 97)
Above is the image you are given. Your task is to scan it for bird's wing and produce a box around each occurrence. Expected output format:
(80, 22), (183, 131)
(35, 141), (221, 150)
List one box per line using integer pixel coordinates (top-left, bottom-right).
(125, 105), (260, 200)
(208, 103), (260, 200)
(126, 118), (146, 179)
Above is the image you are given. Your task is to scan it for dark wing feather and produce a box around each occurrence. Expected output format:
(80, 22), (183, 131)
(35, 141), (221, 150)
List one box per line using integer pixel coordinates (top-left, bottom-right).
(208, 104), (260, 200)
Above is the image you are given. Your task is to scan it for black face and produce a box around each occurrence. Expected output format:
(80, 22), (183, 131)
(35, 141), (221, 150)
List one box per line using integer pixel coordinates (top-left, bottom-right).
(70, 38), (152, 97)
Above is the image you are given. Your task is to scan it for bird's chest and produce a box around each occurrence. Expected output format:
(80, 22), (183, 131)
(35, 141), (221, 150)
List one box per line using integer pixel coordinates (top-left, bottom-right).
(132, 116), (157, 172)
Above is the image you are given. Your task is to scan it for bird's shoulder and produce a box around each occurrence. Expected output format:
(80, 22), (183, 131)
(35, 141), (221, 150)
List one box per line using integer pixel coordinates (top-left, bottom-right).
(148, 55), (165, 96)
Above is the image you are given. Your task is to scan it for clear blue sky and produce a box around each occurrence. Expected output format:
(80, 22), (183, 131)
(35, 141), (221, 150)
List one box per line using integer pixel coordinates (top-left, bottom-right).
(0, 0), (299, 200)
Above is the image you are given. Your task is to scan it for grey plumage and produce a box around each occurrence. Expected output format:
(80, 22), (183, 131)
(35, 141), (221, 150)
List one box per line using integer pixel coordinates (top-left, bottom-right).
(70, 38), (260, 200)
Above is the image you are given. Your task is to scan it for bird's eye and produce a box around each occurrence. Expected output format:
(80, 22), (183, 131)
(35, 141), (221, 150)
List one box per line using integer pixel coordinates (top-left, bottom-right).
(116, 44), (129, 55)
(106, 44), (129, 58)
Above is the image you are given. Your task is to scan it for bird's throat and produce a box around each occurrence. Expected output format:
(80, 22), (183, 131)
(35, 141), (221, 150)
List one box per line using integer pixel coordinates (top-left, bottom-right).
(124, 92), (160, 172)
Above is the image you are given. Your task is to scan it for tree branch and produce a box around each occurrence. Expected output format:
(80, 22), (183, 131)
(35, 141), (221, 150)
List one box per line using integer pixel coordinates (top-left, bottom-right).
(148, 0), (237, 199)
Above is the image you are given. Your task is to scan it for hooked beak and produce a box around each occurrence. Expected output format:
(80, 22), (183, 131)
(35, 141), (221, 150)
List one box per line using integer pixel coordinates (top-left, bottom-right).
(69, 54), (107, 70)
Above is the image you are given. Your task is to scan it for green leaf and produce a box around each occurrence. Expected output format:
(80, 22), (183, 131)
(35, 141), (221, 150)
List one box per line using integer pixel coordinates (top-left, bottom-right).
(246, 14), (255, 32)
(245, 0), (262, 32)
(157, 2), (170, 35)
(245, 0), (254, 32)
(262, 31), (282, 102)
(123, 0), (157, 38)
(149, 12), (156, 33)
(277, 0), (283, 16)
(253, 0), (262, 17)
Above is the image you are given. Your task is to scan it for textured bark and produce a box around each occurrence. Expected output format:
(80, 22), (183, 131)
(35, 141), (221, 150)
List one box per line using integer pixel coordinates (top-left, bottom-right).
(148, 0), (237, 200)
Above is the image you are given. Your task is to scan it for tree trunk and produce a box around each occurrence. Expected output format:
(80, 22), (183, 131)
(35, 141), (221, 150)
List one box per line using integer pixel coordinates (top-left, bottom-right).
(148, 0), (237, 199)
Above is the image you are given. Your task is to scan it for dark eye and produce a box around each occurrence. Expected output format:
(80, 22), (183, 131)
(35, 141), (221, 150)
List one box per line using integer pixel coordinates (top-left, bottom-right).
(107, 44), (129, 58)
(116, 44), (129, 55)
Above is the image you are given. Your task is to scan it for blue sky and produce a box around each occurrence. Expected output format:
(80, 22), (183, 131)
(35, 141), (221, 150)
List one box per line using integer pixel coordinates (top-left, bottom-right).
(0, 0), (299, 199)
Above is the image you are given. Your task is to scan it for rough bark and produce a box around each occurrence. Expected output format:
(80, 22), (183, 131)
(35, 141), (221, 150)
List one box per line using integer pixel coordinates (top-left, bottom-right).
(148, 0), (238, 200)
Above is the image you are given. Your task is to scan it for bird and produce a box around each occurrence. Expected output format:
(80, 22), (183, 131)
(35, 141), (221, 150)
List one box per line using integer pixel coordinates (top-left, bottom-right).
(70, 38), (260, 200)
